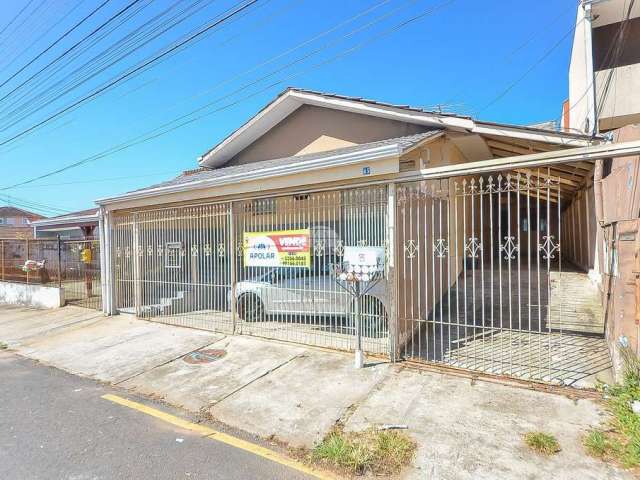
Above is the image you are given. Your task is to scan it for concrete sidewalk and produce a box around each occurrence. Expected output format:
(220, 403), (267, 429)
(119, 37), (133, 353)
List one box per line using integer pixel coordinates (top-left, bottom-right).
(0, 305), (632, 479)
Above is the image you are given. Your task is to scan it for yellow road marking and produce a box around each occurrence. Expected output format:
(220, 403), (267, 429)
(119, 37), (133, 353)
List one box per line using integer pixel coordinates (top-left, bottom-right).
(101, 394), (336, 480)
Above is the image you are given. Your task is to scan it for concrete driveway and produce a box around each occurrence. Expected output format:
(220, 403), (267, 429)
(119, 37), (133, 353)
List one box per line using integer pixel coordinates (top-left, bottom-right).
(0, 304), (633, 479)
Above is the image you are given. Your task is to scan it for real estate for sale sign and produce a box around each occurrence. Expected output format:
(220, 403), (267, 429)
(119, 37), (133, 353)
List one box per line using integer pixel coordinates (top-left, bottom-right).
(243, 228), (310, 268)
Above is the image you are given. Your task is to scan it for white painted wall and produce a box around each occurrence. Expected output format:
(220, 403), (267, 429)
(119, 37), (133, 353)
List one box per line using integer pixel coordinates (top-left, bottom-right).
(569, 1), (640, 133)
(0, 282), (64, 309)
(568, 4), (595, 134)
(595, 64), (640, 130)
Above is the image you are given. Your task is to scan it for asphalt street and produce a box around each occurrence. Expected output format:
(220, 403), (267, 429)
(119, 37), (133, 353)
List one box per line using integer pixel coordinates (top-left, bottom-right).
(0, 352), (315, 480)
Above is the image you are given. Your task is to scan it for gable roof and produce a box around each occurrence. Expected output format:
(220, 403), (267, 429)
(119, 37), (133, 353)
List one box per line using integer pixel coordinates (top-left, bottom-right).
(199, 87), (597, 168)
(0, 206), (45, 219)
(98, 131), (442, 205)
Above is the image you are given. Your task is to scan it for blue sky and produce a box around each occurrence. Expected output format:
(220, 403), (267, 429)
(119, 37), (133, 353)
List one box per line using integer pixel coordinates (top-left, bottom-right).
(0, 0), (578, 215)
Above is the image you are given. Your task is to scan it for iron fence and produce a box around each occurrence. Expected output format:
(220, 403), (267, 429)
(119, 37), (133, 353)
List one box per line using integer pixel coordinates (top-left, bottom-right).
(396, 170), (608, 384)
(60, 239), (102, 310)
(108, 168), (608, 384)
(0, 238), (61, 285)
(111, 186), (389, 355)
(0, 237), (102, 310)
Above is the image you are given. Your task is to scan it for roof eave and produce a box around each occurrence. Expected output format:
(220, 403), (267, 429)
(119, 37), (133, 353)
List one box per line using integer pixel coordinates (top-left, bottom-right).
(198, 90), (473, 168)
(472, 122), (598, 147)
(99, 142), (406, 206)
(31, 213), (99, 228)
(397, 139), (640, 181)
(198, 89), (600, 168)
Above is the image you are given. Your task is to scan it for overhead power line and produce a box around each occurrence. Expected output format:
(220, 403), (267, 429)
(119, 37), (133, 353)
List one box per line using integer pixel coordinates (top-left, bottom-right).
(0, 0), (290, 154)
(0, 0), (218, 135)
(0, 0), (37, 43)
(0, 0), (260, 148)
(0, 0), (50, 54)
(0, 0), (415, 184)
(9, 171), (180, 189)
(476, 23), (576, 115)
(0, 0), (402, 149)
(0, 0), (143, 106)
(0, 0), (112, 91)
(0, 193), (70, 215)
(0, 0), (89, 74)
(1, 0), (456, 191)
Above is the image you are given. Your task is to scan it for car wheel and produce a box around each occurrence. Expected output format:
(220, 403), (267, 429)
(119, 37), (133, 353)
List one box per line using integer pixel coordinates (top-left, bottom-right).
(237, 294), (265, 322)
(349, 296), (388, 337)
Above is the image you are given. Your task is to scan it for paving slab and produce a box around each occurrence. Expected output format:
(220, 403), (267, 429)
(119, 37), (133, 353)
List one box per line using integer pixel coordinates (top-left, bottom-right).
(19, 313), (221, 383)
(0, 305), (103, 346)
(345, 367), (633, 480)
(120, 335), (307, 412)
(211, 351), (389, 447)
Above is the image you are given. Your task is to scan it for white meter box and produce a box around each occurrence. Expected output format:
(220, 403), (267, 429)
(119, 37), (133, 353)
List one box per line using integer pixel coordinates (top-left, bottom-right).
(342, 246), (385, 272)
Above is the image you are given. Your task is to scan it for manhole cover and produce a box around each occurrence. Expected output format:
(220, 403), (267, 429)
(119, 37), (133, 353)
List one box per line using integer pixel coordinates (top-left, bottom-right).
(183, 349), (227, 365)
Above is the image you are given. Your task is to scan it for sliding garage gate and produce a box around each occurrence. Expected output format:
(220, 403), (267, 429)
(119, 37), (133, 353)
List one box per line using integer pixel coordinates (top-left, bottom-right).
(111, 186), (389, 355)
(396, 170), (608, 384)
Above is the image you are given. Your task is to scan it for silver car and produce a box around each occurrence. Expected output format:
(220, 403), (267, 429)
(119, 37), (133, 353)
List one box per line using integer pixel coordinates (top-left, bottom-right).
(233, 260), (388, 336)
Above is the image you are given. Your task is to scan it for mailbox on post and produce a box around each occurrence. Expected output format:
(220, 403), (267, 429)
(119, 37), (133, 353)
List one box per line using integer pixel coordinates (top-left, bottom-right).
(334, 246), (385, 368)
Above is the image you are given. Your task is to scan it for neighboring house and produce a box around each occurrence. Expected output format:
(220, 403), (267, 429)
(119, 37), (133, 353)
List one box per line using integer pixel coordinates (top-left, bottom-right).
(31, 208), (99, 240)
(0, 206), (45, 239)
(94, 86), (640, 387)
(567, 0), (640, 134)
(566, 1), (640, 376)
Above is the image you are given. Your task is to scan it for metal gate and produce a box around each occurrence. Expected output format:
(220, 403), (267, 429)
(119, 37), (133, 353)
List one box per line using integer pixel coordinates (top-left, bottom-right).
(111, 186), (389, 355)
(112, 203), (234, 333)
(396, 171), (607, 383)
(61, 239), (102, 310)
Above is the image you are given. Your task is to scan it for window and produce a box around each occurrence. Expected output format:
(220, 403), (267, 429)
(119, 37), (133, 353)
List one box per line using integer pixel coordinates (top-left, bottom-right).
(22, 218), (29, 225)
(0, 218), (4, 225)
(165, 242), (183, 269)
(602, 159), (613, 178)
(593, 18), (640, 71)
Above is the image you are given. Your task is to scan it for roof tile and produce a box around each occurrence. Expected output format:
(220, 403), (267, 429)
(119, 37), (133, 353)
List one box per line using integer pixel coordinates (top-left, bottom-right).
(126, 131), (441, 196)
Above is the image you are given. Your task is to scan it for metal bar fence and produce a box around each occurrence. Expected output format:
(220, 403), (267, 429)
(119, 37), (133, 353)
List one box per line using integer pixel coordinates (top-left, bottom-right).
(0, 237), (102, 310)
(0, 238), (60, 285)
(60, 239), (102, 310)
(396, 169), (608, 384)
(110, 185), (390, 355)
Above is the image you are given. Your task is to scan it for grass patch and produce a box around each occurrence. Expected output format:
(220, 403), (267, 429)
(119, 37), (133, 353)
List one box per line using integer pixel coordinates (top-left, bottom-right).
(584, 343), (640, 469)
(309, 428), (416, 476)
(524, 432), (561, 455)
(0, 341), (7, 350)
(584, 430), (617, 459)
